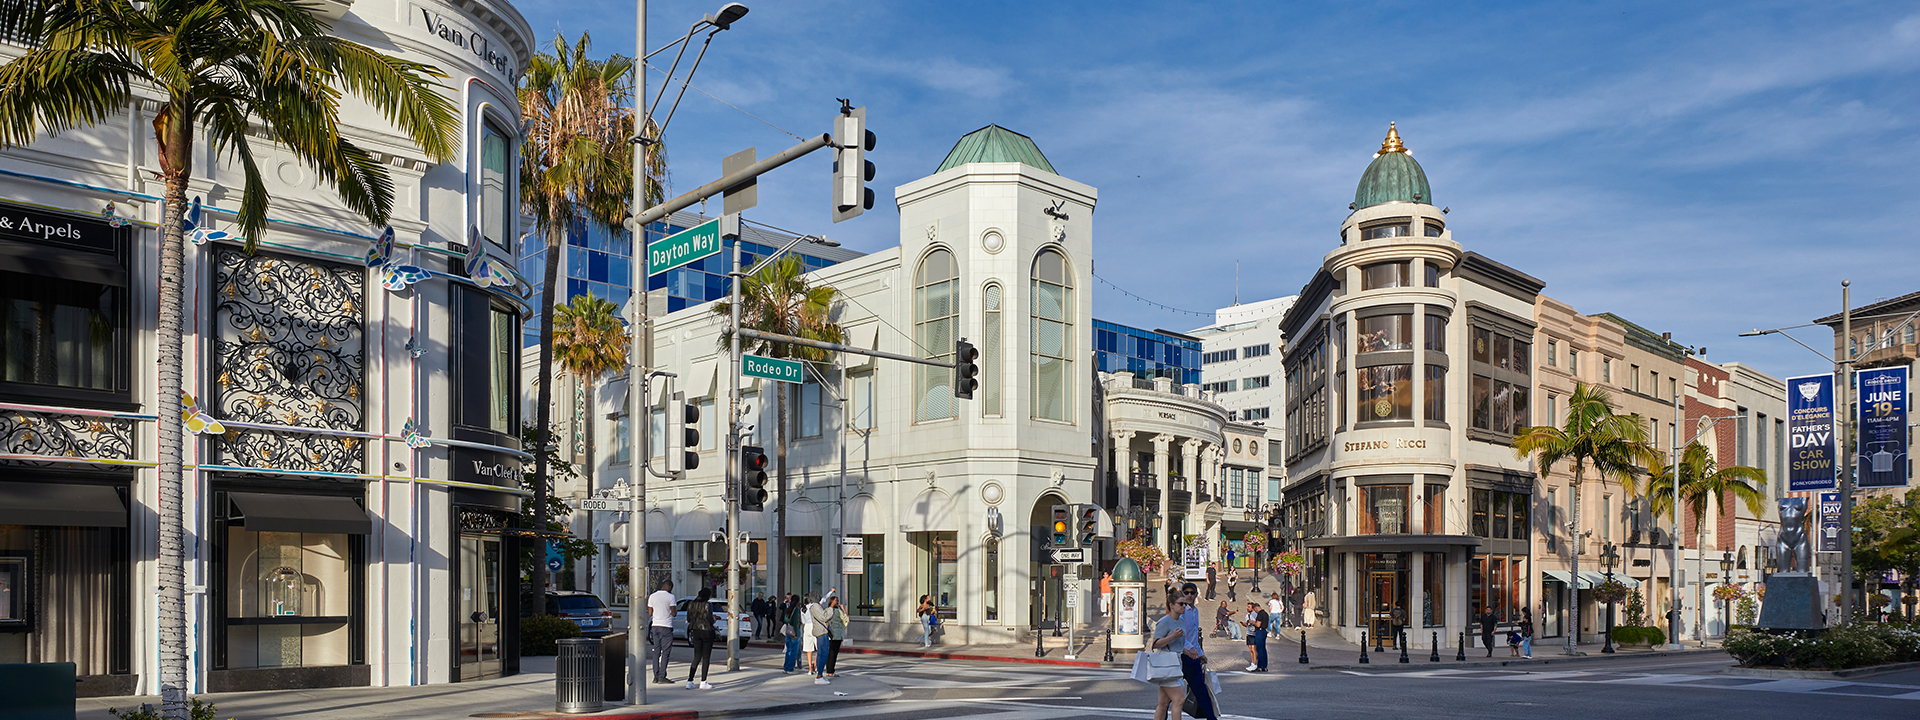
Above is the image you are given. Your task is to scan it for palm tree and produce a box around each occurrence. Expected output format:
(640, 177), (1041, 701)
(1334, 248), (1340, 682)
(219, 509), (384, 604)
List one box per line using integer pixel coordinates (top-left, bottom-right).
(519, 32), (661, 594)
(0, 3), (457, 716)
(1514, 381), (1657, 653)
(712, 254), (842, 596)
(553, 293), (629, 496)
(1646, 441), (1766, 640)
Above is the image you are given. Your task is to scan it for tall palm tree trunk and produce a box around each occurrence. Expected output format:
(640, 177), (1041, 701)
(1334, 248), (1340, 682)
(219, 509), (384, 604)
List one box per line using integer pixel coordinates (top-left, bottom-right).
(531, 220), (564, 594)
(1567, 462), (1584, 654)
(154, 107), (194, 720)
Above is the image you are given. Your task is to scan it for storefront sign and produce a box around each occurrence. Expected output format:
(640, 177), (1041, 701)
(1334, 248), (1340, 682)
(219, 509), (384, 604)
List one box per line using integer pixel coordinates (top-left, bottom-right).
(1857, 367), (1909, 489)
(1819, 492), (1842, 553)
(1343, 438), (1427, 452)
(0, 203), (117, 252)
(413, 5), (516, 79)
(1786, 374), (1837, 491)
(450, 447), (526, 488)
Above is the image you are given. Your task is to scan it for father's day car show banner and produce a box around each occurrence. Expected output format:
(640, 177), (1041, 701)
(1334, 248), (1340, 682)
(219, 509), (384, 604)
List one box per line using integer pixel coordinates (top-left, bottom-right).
(1787, 374), (1837, 491)
(1856, 366), (1909, 489)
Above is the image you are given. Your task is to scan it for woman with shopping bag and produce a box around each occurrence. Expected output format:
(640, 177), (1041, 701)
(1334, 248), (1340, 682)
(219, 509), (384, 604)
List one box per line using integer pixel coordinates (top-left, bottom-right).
(1132, 593), (1190, 720)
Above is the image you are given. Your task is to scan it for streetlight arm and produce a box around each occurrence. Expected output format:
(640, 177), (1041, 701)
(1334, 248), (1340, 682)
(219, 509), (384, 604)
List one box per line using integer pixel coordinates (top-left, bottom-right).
(1740, 327), (1838, 363)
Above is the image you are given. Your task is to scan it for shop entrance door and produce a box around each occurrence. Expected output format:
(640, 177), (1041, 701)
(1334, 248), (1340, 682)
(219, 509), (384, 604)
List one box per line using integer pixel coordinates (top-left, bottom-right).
(457, 534), (503, 681)
(1369, 571), (1399, 646)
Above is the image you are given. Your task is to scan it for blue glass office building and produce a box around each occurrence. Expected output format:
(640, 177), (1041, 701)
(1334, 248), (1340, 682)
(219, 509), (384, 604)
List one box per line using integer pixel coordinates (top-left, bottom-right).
(518, 212), (855, 346)
(1093, 319), (1201, 385)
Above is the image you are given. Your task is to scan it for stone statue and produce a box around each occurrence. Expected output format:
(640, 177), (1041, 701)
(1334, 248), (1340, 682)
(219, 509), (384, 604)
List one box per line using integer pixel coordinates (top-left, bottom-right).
(1776, 498), (1811, 573)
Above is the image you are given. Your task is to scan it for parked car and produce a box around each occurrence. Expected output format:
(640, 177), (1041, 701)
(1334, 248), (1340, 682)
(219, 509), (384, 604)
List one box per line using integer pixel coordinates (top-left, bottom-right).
(670, 596), (751, 647)
(546, 591), (613, 637)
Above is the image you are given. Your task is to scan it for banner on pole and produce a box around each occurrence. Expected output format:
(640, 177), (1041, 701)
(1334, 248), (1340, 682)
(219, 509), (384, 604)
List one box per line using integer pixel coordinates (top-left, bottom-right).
(840, 537), (864, 575)
(1856, 366), (1909, 489)
(1786, 374), (1837, 491)
(1819, 492), (1842, 553)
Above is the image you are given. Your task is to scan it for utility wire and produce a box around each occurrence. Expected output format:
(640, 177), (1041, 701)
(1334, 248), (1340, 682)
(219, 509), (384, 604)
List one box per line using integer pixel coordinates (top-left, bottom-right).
(644, 61), (804, 141)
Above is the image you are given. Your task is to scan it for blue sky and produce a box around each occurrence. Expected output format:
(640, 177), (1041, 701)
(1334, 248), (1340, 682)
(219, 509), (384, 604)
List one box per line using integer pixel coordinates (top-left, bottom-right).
(517, 0), (1920, 382)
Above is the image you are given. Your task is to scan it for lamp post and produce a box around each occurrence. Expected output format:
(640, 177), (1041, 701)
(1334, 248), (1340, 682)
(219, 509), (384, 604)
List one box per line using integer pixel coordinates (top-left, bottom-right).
(1719, 551), (1735, 640)
(1601, 543), (1619, 654)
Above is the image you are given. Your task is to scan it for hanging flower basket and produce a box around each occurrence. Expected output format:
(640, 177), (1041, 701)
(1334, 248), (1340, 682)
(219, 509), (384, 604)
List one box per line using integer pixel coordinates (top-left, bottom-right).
(1240, 532), (1267, 556)
(1592, 579), (1630, 605)
(1272, 549), (1304, 577)
(1712, 583), (1748, 603)
(1118, 536), (1167, 575)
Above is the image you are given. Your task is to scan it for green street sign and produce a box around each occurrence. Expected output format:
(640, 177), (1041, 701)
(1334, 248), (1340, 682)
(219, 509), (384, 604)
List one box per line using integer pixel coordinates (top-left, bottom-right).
(647, 218), (721, 276)
(742, 354), (804, 383)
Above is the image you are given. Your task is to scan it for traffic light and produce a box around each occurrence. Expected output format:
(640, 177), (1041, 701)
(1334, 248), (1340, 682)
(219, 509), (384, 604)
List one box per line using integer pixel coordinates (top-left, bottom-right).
(669, 392), (700, 473)
(953, 339), (979, 400)
(739, 445), (769, 512)
(1077, 504), (1100, 547)
(832, 103), (875, 223)
(1051, 504), (1070, 546)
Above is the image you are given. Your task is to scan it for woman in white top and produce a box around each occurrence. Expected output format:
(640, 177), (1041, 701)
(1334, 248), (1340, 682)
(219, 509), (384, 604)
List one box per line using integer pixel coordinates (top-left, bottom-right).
(800, 595), (821, 676)
(1149, 595), (1191, 720)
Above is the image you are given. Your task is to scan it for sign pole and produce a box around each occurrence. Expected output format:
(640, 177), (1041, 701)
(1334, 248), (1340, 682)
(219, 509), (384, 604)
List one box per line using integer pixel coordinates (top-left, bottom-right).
(725, 214), (744, 671)
(628, 0), (649, 704)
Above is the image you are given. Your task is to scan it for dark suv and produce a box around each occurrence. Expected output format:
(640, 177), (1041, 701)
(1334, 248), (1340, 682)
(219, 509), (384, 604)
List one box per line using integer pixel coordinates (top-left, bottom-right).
(546, 591), (612, 637)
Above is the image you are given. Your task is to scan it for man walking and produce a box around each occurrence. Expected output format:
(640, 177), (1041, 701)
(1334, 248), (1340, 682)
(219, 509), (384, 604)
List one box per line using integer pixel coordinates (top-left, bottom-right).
(645, 579), (676, 684)
(1206, 565), (1217, 601)
(749, 595), (767, 640)
(1178, 583), (1220, 720)
(1244, 601), (1269, 672)
(1267, 593), (1285, 631)
(1478, 607), (1498, 658)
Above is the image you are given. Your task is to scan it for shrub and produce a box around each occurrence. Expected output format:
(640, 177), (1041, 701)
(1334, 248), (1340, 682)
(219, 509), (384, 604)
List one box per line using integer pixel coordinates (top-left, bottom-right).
(1624, 590), (1647, 627)
(1726, 621), (1920, 669)
(521, 613), (582, 656)
(110, 699), (222, 720)
(1609, 625), (1666, 645)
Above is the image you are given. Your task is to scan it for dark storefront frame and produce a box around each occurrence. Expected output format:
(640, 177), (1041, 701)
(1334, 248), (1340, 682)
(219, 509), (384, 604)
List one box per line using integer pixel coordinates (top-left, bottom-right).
(0, 473), (135, 696)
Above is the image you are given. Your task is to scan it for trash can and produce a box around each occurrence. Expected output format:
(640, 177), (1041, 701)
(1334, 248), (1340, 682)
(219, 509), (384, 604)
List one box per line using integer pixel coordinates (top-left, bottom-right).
(601, 632), (628, 702)
(555, 637), (604, 714)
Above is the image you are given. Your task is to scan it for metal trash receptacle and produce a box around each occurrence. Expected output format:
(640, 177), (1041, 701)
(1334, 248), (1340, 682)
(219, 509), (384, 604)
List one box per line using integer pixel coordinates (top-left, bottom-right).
(601, 632), (627, 701)
(555, 637), (604, 714)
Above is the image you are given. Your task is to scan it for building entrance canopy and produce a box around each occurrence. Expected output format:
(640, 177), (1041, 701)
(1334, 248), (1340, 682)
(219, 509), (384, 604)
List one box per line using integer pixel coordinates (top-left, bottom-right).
(1542, 570), (1640, 588)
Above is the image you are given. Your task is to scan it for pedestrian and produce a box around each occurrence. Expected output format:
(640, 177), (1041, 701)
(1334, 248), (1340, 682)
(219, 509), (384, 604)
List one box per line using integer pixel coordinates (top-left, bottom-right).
(1478, 607), (1497, 658)
(1244, 601), (1269, 672)
(1226, 569), (1238, 603)
(1100, 571), (1113, 616)
(645, 579), (676, 685)
(1206, 564), (1217, 601)
(781, 594), (803, 673)
(917, 594), (936, 647)
(1508, 627), (1522, 657)
(1519, 609), (1534, 659)
(1176, 583), (1220, 720)
(823, 593), (848, 677)
(1389, 605), (1406, 648)
(1214, 600), (1231, 637)
(1147, 592), (1190, 720)
(1267, 593), (1284, 631)
(685, 588), (716, 689)
(804, 594), (830, 684)
(749, 595), (767, 640)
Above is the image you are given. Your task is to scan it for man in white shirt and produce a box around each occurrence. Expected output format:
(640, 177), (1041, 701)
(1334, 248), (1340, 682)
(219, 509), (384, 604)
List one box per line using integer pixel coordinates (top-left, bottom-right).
(1268, 593), (1285, 629)
(645, 579), (676, 684)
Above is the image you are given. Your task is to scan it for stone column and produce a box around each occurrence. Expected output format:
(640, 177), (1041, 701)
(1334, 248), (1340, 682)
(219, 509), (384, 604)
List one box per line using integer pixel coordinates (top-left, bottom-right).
(1112, 430), (1136, 526)
(1182, 439), (1204, 558)
(1153, 433), (1173, 553)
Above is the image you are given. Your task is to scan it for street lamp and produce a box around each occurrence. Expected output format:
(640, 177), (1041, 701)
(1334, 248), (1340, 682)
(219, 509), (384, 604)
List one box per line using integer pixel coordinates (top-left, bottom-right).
(1601, 543), (1619, 654)
(1719, 551), (1735, 640)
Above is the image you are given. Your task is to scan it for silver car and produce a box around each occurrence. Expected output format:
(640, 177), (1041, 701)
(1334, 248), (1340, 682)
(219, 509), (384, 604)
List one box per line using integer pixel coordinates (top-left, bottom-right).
(669, 596), (751, 646)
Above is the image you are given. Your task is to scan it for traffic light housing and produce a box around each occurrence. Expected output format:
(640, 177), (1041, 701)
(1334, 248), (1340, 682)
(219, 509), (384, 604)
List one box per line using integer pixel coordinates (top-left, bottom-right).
(832, 104), (875, 223)
(669, 392), (700, 473)
(954, 339), (979, 400)
(1050, 504), (1070, 546)
(739, 445), (769, 512)
(1077, 504), (1100, 546)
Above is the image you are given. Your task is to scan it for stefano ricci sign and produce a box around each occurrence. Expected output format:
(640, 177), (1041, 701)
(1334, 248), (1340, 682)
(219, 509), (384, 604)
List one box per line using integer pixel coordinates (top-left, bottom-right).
(413, 4), (517, 79)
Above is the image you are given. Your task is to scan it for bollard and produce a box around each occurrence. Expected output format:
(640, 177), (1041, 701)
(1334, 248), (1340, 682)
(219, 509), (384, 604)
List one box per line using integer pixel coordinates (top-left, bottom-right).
(1104, 622), (1115, 662)
(1456, 631), (1466, 661)
(1299, 630), (1309, 664)
(1399, 630), (1410, 663)
(1359, 631), (1370, 664)
(1374, 628), (1383, 653)
(1429, 631), (1440, 662)
(1036, 626), (1045, 657)
(555, 637), (605, 714)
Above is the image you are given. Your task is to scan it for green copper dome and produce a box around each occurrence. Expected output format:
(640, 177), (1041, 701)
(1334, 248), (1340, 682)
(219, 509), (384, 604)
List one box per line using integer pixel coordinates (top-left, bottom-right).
(937, 124), (1058, 175)
(1353, 123), (1433, 210)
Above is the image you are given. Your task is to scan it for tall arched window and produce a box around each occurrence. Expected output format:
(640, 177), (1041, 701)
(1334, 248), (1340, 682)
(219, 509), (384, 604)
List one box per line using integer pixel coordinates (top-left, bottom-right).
(982, 283), (1003, 416)
(1031, 249), (1073, 422)
(915, 249), (959, 421)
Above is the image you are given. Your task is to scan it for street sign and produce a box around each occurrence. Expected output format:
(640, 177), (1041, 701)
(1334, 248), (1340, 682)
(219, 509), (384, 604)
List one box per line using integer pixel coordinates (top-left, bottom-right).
(742, 354), (804, 383)
(841, 537), (864, 575)
(1050, 548), (1086, 564)
(545, 542), (564, 572)
(580, 498), (633, 512)
(1064, 590), (1078, 608)
(647, 218), (721, 276)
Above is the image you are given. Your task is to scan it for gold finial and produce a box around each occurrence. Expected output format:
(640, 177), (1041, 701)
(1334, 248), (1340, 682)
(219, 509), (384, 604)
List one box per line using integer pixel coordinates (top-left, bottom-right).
(1377, 122), (1407, 156)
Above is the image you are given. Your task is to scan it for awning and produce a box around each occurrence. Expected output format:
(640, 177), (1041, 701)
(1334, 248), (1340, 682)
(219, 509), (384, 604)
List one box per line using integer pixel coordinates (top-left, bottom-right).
(1303, 534), (1482, 549)
(0, 242), (127, 287)
(1543, 570), (1640, 589)
(0, 482), (126, 527)
(230, 492), (370, 535)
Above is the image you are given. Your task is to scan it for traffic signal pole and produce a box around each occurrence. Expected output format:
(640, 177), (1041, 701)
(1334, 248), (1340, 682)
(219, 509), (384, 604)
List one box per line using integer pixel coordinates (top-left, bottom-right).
(726, 224), (744, 671)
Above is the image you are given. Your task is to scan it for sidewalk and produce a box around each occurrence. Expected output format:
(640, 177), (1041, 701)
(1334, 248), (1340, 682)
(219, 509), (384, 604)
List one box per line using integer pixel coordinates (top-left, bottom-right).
(77, 651), (896, 720)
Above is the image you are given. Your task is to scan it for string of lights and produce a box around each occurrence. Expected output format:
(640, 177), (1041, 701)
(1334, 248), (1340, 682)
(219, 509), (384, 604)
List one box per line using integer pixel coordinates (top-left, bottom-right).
(1092, 272), (1214, 318)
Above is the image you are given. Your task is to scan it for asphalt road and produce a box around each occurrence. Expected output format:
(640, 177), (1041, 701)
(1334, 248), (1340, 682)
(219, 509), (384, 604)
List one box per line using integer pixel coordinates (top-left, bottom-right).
(719, 648), (1920, 720)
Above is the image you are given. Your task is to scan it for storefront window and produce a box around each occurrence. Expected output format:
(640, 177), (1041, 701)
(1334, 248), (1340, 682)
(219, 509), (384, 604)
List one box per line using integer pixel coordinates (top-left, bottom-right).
(1423, 552), (1446, 627)
(1361, 485), (1409, 534)
(1424, 366), (1445, 423)
(1424, 314), (1446, 352)
(0, 523), (128, 676)
(1472, 553), (1528, 624)
(1424, 487), (1444, 534)
(2, 272), (120, 391)
(225, 528), (352, 668)
(914, 532), (959, 619)
(848, 534), (884, 617)
(1358, 314), (1412, 352)
(984, 537), (999, 621)
(1357, 365), (1413, 421)
(1471, 489), (1490, 536)
(1361, 261), (1410, 289)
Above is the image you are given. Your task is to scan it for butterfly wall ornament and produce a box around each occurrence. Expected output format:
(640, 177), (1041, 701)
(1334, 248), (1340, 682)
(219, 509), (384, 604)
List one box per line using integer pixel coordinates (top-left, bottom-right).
(463, 226), (517, 291)
(365, 225), (430, 292)
(404, 336), (427, 358)
(101, 202), (130, 228)
(182, 197), (235, 246)
(401, 418), (432, 449)
(181, 391), (227, 435)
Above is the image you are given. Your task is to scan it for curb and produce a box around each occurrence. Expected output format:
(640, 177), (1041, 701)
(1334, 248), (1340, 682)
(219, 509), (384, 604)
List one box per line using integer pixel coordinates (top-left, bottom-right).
(1725, 660), (1920, 680)
(497, 693), (881, 720)
(742, 641), (1103, 668)
(1304, 647), (1727, 671)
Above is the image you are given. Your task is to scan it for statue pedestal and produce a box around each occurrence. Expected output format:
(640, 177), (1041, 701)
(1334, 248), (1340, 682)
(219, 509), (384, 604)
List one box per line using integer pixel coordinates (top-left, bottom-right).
(1757, 574), (1825, 630)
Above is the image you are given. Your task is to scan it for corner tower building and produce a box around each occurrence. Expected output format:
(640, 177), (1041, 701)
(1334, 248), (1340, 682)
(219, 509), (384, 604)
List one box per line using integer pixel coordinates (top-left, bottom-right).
(1279, 125), (1542, 649)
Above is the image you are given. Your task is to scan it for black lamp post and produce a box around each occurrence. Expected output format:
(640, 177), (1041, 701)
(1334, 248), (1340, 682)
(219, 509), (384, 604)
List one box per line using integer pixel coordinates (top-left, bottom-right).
(1601, 543), (1619, 654)
(1719, 551), (1735, 638)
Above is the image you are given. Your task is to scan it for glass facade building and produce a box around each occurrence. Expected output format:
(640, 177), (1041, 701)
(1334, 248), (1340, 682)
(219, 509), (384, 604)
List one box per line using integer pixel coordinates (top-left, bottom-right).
(1093, 319), (1201, 385)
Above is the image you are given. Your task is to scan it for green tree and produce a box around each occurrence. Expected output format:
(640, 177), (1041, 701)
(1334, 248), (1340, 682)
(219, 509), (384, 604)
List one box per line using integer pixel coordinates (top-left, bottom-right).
(519, 32), (660, 595)
(553, 294), (628, 488)
(1514, 381), (1657, 650)
(518, 422), (598, 583)
(712, 254), (842, 596)
(1647, 441), (1767, 637)
(1853, 488), (1920, 620)
(0, 3), (458, 717)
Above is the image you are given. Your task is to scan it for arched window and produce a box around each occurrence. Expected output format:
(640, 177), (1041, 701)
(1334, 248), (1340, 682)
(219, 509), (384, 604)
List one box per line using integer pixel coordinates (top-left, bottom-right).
(1031, 249), (1073, 422)
(982, 283), (1003, 416)
(915, 249), (958, 421)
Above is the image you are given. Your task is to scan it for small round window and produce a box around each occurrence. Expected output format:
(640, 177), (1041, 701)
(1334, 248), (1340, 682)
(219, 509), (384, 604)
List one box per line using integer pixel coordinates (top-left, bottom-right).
(1233, 439), (1243, 453)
